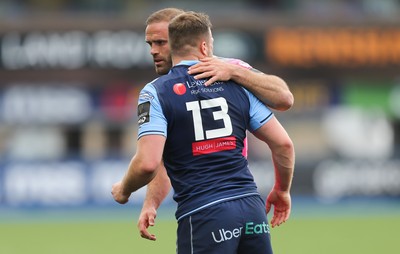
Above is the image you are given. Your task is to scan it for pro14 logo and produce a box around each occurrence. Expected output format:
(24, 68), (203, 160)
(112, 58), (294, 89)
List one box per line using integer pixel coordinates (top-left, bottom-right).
(137, 102), (150, 126)
(211, 221), (270, 243)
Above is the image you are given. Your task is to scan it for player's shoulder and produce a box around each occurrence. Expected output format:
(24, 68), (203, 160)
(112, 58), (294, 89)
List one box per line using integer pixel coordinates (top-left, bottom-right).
(216, 56), (252, 69)
(147, 75), (170, 90)
(152, 66), (186, 84)
(149, 76), (160, 84)
(140, 77), (159, 93)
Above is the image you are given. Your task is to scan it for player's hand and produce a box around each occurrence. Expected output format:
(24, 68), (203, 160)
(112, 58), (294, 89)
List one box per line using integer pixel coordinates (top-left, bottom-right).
(188, 57), (234, 86)
(266, 189), (291, 228)
(111, 181), (130, 204)
(137, 206), (158, 241)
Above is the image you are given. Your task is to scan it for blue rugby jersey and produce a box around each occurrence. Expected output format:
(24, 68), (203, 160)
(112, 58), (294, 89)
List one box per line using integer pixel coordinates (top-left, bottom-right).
(137, 60), (273, 220)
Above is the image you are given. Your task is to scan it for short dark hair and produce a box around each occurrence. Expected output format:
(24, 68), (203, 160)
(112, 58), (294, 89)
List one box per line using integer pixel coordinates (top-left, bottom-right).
(168, 11), (212, 56)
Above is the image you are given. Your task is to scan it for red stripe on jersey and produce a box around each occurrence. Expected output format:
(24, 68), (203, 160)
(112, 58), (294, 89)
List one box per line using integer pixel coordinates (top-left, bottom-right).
(192, 136), (237, 156)
(242, 137), (248, 158)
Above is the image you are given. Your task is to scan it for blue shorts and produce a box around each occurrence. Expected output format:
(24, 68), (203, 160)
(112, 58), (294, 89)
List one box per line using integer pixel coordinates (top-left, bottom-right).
(177, 195), (273, 254)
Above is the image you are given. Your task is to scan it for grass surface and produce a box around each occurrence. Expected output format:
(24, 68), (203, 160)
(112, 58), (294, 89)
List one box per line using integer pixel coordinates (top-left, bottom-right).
(1, 203), (399, 254)
(272, 215), (399, 253)
(0, 220), (177, 254)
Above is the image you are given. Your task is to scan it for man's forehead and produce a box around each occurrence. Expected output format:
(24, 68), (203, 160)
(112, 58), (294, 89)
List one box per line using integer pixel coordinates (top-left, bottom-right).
(145, 21), (169, 34)
(145, 22), (169, 40)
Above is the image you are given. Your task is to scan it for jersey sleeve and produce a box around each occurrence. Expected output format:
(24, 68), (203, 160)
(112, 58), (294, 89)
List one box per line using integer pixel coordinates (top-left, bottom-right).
(137, 83), (167, 139)
(243, 88), (274, 132)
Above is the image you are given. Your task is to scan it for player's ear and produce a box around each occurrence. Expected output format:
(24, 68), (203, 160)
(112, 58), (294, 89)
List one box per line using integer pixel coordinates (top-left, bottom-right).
(200, 41), (208, 57)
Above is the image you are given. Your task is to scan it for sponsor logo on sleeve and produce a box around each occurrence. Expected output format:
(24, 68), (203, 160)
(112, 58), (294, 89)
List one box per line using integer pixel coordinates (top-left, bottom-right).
(137, 101), (150, 125)
(139, 92), (154, 101)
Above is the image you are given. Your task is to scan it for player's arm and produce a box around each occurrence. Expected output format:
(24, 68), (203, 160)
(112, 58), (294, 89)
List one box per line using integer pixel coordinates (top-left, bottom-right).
(188, 57), (294, 111)
(253, 117), (295, 228)
(130, 84), (170, 241)
(138, 164), (171, 241)
(112, 134), (166, 204)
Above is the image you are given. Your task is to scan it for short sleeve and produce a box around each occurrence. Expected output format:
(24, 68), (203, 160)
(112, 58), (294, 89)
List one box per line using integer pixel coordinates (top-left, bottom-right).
(137, 83), (168, 139)
(243, 88), (274, 132)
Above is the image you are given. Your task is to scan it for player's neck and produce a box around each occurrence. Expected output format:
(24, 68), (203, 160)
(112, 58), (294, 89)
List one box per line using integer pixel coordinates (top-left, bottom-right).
(172, 54), (200, 66)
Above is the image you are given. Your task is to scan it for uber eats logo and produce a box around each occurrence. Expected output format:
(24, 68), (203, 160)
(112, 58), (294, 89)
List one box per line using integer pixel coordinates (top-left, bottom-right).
(211, 221), (270, 243)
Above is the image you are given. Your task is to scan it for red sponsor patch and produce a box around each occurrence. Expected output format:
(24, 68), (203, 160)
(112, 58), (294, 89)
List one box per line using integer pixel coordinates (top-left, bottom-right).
(192, 136), (237, 156)
(173, 83), (187, 95)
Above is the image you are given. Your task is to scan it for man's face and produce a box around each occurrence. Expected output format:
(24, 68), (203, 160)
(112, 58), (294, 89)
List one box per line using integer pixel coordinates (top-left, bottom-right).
(145, 21), (173, 75)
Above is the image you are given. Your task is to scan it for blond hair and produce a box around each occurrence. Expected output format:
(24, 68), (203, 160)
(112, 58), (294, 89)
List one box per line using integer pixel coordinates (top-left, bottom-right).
(146, 8), (185, 25)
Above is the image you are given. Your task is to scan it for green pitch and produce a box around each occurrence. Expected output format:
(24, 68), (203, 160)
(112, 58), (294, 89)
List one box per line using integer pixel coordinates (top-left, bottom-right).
(272, 215), (399, 253)
(1, 214), (399, 254)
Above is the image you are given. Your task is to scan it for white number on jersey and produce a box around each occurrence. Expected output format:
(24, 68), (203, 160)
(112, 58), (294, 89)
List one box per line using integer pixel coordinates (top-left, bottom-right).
(186, 97), (233, 141)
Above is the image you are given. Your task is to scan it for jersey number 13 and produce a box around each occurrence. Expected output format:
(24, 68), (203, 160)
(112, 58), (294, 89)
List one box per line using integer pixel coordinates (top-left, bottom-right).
(186, 97), (233, 141)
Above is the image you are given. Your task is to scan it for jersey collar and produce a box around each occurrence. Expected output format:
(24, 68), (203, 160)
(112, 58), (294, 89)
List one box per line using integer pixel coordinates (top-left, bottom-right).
(176, 60), (200, 66)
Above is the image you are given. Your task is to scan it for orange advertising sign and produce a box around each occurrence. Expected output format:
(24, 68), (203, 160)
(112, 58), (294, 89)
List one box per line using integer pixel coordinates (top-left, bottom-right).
(266, 27), (400, 68)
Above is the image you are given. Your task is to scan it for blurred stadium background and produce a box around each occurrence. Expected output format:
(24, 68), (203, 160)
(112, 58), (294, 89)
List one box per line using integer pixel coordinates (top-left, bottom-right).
(0, 0), (399, 253)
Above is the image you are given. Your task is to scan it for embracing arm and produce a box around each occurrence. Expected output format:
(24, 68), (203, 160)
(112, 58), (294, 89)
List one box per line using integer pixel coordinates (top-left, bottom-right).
(188, 57), (294, 111)
(112, 135), (166, 204)
(230, 68), (293, 111)
(253, 116), (295, 227)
